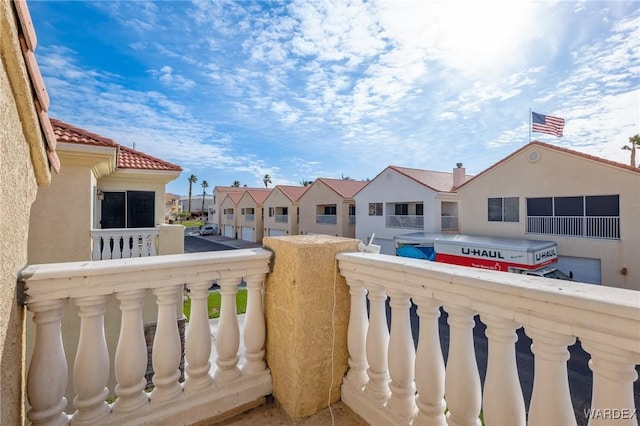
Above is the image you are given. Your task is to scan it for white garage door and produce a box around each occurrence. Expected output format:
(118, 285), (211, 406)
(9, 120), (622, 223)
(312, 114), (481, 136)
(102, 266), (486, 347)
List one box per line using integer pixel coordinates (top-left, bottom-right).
(555, 256), (601, 285)
(241, 227), (254, 241)
(268, 229), (287, 237)
(224, 225), (234, 238)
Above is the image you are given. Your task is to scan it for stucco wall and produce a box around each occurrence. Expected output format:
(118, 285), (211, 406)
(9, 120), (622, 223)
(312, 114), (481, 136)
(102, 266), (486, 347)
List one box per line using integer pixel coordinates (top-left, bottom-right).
(354, 169), (440, 254)
(298, 182), (354, 237)
(263, 188), (298, 236)
(0, 0), (49, 422)
(457, 144), (640, 290)
(28, 164), (95, 263)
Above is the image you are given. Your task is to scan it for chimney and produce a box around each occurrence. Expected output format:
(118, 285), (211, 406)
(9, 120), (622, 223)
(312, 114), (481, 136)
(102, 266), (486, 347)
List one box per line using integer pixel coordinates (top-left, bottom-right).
(453, 163), (466, 188)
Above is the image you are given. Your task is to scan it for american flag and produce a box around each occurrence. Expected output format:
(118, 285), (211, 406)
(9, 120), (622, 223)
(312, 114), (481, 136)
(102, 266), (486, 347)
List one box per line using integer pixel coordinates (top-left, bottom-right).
(532, 111), (565, 137)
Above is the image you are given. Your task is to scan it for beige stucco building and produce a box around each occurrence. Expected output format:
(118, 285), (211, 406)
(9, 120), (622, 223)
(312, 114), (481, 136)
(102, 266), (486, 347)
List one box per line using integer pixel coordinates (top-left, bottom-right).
(1, 0), (58, 422)
(220, 191), (243, 238)
(456, 141), (640, 290)
(234, 188), (271, 242)
(298, 178), (367, 238)
(263, 185), (307, 237)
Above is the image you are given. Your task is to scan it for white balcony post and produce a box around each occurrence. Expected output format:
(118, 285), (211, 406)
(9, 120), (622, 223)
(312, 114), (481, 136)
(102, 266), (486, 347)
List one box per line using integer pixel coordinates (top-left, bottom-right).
(581, 340), (639, 426)
(112, 237), (122, 259)
(184, 280), (214, 392)
(100, 237), (111, 260)
(386, 290), (417, 421)
(213, 277), (241, 383)
(444, 305), (481, 426)
(150, 285), (184, 406)
(71, 295), (110, 425)
(113, 289), (150, 414)
(26, 300), (70, 426)
(344, 280), (369, 390)
(364, 285), (391, 403)
(242, 275), (267, 375)
(526, 327), (577, 426)
(412, 298), (446, 426)
(92, 237), (101, 261)
(481, 313), (526, 426)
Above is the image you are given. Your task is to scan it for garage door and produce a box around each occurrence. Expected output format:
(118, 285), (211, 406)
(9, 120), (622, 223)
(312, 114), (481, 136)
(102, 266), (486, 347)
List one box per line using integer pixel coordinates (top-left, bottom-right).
(268, 229), (287, 237)
(223, 225), (234, 238)
(555, 256), (601, 285)
(241, 227), (254, 241)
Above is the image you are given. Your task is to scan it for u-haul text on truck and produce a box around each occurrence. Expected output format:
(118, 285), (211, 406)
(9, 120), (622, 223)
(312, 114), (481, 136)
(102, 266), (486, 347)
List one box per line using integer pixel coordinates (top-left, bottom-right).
(394, 232), (572, 280)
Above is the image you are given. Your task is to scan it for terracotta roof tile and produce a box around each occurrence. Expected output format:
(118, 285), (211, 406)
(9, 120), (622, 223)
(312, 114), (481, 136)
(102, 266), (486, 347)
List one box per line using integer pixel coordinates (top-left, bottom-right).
(51, 118), (181, 172)
(277, 185), (308, 202)
(245, 188), (272, 204)
(117, 145), (182, 171)
(390, 166), (472, 192)
(317, 178), (368, 198)
(51, 118), (117, 147)
(456, 140), (640, 190)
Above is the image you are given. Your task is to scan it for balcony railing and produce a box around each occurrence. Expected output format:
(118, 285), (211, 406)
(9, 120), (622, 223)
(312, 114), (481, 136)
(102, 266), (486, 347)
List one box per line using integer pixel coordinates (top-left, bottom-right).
(316, 214), (337, 225)
(225, 214), (234, 221)
(91, 228), (159, 260)
(275, 214), (288, 223)
(20, 249), (272, 426)
(385, 215), (424, 229)
(348, 215), (356, 225)
(245, 214), (255, 222)
(441, 215), (458, 231)
(527, 216), (620, 240)
(337, 251), (640, 426)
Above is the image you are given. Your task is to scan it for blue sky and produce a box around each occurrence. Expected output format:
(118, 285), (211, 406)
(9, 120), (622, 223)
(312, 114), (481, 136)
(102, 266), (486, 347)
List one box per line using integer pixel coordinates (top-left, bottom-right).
(29, 1), (639, 196)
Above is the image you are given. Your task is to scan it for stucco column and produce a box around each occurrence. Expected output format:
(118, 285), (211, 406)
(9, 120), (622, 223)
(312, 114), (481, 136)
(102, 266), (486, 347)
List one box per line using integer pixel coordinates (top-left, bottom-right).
(262, 235), (359, 419)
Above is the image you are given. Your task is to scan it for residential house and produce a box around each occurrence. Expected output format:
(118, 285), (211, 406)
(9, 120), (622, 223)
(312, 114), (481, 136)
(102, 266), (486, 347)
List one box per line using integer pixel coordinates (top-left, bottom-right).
(456, 141), (640, 289)
(166, 192), (182, 221)
(298, 178), (367, 238)
(354, 164), (471, 255)
(1, 0), (58, 421)
(220, 191), (244, 238)
(263, 185), (308, 237)
(210, 186), (256, 231)
(235, 188), (272, 242)
(28, 119), (184, 264)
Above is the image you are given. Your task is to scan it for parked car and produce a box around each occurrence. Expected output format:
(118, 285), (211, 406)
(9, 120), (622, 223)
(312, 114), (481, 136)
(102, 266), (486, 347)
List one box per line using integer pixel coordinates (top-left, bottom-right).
(199, 225), (217, 236)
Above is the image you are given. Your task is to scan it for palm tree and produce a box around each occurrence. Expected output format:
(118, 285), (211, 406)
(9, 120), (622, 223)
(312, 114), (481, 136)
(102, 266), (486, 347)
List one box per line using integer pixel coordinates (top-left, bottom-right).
(187, 174), (198, 213)
(622, 134), (640, 167)
(232, 180), (240, 187)
(299, 179), (312, 187)
(263, 174), (272, 188)
(201, 180), (209, 212)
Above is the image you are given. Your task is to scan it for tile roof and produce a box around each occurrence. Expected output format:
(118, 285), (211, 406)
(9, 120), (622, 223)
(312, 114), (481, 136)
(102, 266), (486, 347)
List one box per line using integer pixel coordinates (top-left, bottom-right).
(51, 118), (117, 147)
(277, 185), (308, 202)
(317, 178), (368, 198)
(389, 166), (471, 192)
(117, 145), (182, 171)
(456, 140), (640, 190)
(228, 192), (244, 205)
(245, 188), (272, 204)
(51, 118), (181, 172)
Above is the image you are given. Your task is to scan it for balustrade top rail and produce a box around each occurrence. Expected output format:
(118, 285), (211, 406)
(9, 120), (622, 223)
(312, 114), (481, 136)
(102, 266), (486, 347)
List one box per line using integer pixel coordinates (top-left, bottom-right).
(21, 248), (272, 303)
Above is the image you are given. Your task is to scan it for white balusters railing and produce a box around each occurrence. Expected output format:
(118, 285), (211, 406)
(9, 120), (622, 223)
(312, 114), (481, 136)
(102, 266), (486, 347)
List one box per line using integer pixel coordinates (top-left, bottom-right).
(21, 248), (272, 426)
(91, 228), (159, 260)
(337, 251), (640, 426)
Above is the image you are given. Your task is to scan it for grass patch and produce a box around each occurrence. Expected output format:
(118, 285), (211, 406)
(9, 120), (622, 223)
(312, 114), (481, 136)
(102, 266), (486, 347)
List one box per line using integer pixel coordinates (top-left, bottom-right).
(183, 289), (247, 321)
(181, 220), (205, 228)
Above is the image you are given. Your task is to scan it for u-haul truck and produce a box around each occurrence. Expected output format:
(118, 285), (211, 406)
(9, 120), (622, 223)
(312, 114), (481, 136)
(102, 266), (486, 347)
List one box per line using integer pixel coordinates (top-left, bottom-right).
(393, 232), (572, 280)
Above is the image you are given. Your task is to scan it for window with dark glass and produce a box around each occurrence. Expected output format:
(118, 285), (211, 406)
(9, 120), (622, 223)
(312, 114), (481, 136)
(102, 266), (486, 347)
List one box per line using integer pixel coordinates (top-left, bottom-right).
(101, 191), (154, 229)
(488, 197), (519, 222)
(554, 196), (583, 216)
(369, 203), (383, 216)
(324, 205), (337, 215)
(526, 197), (553, 216)
(395, 203), (409, 215)
(585, 195), (619, 216)
(416, 203), (424, 216)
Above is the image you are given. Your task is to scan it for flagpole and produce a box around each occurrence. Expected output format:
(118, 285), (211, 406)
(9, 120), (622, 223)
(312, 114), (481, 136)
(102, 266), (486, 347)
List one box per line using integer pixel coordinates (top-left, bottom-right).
(529, 108), (532, 142)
